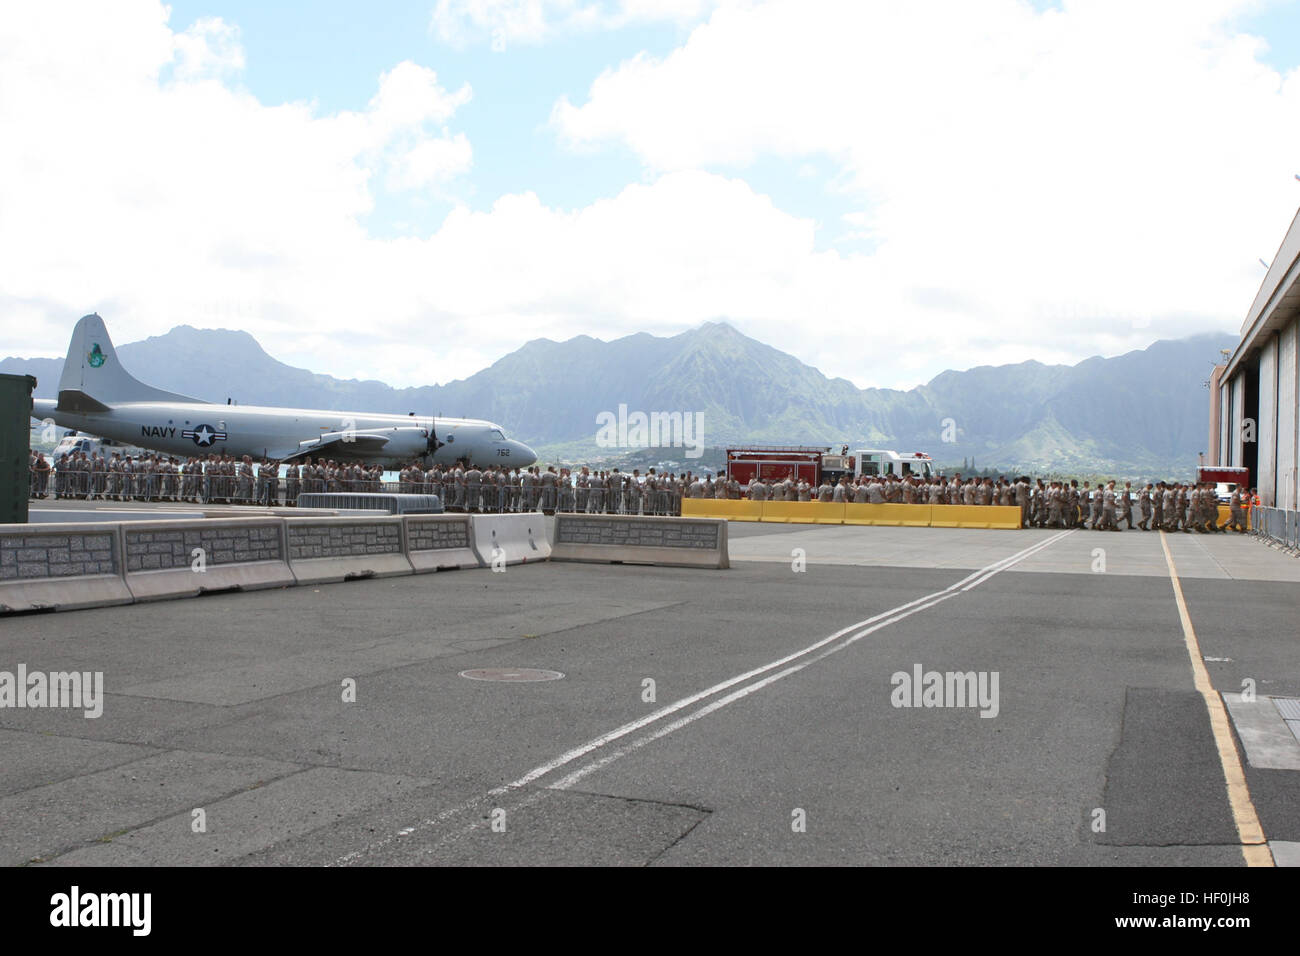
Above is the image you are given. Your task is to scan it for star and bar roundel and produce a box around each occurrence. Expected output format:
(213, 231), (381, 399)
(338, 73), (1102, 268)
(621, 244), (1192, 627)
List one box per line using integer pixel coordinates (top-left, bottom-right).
(181, 423), (228, 447)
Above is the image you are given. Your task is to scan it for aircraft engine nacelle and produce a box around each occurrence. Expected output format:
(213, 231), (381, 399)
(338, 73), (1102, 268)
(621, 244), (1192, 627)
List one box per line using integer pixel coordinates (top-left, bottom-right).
(373, 426), (432, 460)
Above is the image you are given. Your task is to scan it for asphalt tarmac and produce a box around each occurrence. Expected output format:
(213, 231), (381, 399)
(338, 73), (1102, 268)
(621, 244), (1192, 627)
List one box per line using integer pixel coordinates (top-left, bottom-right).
(2, 512), (1298, 866)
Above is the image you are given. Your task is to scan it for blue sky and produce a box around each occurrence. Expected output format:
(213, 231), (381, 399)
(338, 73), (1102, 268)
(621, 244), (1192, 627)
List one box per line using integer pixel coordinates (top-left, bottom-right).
(160, 0), (881, 248)
(164, 1), (691, 234)
(4, 0), (1300, 392)
(1230, 0), (1300, 71)
(156, 0), (1300, 250)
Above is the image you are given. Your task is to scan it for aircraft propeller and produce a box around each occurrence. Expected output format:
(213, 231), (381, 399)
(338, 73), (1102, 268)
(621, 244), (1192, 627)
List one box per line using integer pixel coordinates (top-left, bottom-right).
(425, 415), (445, 466)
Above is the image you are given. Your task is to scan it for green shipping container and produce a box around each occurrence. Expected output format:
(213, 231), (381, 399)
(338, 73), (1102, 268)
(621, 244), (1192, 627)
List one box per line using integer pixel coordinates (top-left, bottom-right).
(0, 373), (37, 524)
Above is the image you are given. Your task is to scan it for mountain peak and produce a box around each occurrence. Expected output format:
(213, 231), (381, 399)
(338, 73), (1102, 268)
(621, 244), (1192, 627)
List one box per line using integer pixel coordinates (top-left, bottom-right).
(693, 320), (744, 337)
(6, 320), (1238, 474)
(139, 324), (268, 353)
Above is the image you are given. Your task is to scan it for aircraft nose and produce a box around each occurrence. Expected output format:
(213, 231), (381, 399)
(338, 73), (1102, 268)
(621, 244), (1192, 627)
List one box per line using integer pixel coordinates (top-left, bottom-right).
(511, 440), (537, 466)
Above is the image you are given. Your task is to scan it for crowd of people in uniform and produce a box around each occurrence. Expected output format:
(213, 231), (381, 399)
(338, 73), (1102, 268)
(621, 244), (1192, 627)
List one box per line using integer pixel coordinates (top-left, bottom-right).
(25, 452), (691, 516)
(28, 451), (383, 506)
(26, 451), (1255, 532)
(730, 472), (1254, 533)
(395, 463), (692, 515)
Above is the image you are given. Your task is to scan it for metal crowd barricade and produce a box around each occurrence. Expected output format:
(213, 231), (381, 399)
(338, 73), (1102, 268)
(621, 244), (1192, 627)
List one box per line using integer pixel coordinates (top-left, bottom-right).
(38, 458), (692, 515)
(28, 463), (51, 498)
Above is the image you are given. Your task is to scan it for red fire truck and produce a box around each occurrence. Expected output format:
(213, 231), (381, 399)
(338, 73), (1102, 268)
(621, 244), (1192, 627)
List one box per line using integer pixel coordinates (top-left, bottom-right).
(1197, 465), (1250, 503)
(725, 446), (932, 487)
(725, 446), (854, 487)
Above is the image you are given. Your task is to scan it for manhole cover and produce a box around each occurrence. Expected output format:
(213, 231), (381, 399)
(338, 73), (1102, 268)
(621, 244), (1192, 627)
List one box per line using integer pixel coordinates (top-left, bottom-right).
(459, 668), (565, 682)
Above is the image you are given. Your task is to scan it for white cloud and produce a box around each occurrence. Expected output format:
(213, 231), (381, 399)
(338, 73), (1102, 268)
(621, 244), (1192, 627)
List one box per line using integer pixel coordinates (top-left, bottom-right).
(0, 2), (476, 378)
(4, 0), (1300, 409)
(387, 133), (474, 190)
(171, 17), (245, 80)
(363, 62), (474, 191)
(367, 60), (472, 132)
(430, 0), (736, 48)
(554, 0), (1300, 359)
(0, 2), (848, 391)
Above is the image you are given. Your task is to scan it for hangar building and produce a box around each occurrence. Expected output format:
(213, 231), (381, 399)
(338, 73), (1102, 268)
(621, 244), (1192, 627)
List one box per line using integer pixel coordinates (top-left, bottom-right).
(1218, 207), (1300, 546)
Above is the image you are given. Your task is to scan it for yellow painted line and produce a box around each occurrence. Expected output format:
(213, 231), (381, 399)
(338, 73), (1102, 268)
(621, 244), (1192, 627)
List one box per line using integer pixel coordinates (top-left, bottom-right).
(1159, 531), (1273, 867)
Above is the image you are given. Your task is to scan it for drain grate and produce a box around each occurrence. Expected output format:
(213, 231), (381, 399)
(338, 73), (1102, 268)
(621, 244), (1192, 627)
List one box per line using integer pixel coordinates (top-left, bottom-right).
(459, 668), (564, 682)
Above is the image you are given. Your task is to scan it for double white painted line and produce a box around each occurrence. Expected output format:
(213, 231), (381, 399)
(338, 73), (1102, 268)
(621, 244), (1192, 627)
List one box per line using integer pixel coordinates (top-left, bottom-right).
(501, 528), (1073, 794)
(332, 529), (1072, 864)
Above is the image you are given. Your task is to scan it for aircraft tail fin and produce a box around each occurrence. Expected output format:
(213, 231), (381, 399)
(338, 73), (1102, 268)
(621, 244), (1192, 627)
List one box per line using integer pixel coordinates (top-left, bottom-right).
(57, 314), (201, 409)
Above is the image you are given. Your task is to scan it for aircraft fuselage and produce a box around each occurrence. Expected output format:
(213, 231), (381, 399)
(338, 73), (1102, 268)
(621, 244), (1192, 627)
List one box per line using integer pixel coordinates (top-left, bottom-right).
(32, 399), (536, 468)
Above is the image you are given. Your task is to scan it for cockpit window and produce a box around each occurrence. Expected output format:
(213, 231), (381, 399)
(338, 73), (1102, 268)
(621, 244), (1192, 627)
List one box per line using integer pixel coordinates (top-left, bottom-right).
(490, 429), (506, 440)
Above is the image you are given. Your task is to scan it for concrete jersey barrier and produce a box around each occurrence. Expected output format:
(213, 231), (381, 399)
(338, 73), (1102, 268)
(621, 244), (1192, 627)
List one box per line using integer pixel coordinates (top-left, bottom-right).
(285, 517), (413, 584)
(121, 518), (294, 602)
(297, 493), (444, 514)
(5, 506), (733, 616)
(551, 514), (729, 569)
(0, 522), (131, 613)
(2, 512), (522, 615)
(470, 513), (551, 567)
(404, 514), (478, 571)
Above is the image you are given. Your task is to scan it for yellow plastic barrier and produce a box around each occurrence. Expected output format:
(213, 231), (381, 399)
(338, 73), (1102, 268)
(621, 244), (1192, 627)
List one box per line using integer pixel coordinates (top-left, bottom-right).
(843, 503), (932, 527)
(930, 505), (1021, 529)
(761, 500), (846, 524)
(681, 498), (764, 522)
(690, 498), (1025, 529)
(758, 500), (801, 524)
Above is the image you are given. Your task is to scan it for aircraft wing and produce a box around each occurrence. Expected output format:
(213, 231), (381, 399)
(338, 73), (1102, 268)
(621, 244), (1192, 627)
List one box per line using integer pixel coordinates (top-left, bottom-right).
(283, 427), (430, 461)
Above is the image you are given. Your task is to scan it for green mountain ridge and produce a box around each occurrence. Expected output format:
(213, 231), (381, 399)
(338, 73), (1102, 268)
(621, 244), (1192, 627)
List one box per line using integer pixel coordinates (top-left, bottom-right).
(3, 320), (1234, 477)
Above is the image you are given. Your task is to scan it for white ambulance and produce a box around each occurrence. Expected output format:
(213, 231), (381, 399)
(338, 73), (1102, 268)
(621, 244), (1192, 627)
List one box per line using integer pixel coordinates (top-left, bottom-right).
(854, 449), (936, 479)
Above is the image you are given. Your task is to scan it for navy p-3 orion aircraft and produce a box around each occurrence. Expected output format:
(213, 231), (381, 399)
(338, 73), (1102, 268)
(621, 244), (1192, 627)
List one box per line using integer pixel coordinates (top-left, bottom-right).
(32, 314), (538, 468)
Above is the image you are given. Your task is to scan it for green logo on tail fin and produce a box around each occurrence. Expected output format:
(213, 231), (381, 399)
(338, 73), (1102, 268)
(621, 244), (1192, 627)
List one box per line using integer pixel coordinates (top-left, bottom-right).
(87, 343), (105, 368)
